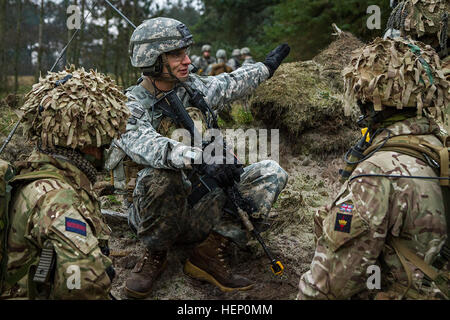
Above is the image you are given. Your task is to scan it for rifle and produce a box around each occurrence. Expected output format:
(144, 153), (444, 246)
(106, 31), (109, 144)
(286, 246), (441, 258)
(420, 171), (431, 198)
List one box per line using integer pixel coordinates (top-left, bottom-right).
(154, 89), (284, 276)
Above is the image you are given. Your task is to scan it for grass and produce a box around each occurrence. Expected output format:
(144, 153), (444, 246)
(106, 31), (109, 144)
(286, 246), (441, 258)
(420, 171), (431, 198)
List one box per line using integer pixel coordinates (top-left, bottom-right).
(0, 106), (20, 136)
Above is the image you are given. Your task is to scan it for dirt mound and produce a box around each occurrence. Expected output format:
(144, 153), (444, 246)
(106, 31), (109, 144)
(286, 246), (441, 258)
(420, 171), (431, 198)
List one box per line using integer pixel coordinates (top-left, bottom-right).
(313, 31), (364, 91)
(250, 60), (360, 159)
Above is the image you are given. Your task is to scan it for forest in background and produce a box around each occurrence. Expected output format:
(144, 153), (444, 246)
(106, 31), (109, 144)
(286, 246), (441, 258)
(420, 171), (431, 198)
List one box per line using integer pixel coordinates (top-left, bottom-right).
(0, 0), (391, 93)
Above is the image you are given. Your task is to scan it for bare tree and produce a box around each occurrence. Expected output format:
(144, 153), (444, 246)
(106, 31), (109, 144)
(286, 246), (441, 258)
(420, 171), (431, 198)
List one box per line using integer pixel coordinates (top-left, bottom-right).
(14, 0), (23, 93)
(35, 0), (44, 81)
(0, 0), (7, 92)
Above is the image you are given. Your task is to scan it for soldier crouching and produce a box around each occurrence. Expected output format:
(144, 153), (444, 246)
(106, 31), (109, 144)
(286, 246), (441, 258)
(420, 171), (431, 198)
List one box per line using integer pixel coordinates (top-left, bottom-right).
(105, 17), (290, 298)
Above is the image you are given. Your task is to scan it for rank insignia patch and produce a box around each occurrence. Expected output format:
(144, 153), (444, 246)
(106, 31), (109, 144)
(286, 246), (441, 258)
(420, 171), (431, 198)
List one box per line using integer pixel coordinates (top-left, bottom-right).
(334, 213), (352, 233)
(65, 217), (87, 236)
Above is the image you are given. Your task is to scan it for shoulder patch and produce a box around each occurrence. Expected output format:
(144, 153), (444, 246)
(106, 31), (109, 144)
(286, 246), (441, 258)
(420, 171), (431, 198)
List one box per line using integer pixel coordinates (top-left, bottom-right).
(127, 103), (145, 119)
(65, 217), (87, 236)
(334, 213), (352, 233)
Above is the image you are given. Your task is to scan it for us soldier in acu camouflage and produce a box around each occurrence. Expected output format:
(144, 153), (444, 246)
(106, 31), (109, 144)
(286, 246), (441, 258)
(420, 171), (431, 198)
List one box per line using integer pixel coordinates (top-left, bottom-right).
(0, 67), (130, 299)
(104, 17), (290, 299)
(241, 47), (255, 65)
(298, 37), (450, 300)
(207, 49), (233, 76)
(227, 49), (242, 71)
(194, 44), (217, 76)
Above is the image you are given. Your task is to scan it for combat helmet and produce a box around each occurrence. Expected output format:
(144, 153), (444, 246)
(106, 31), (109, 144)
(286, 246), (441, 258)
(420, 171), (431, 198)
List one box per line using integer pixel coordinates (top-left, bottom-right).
(241, 47), (251, 55)
(386, 0), (449, 57)
(342, 37), (449, 122)
(216, 49), (227, 60)
(20, 66), (130, 151)
(129, 17), (194, 73)
(232, 48), (241, 57)
(201, 44), (212, 53)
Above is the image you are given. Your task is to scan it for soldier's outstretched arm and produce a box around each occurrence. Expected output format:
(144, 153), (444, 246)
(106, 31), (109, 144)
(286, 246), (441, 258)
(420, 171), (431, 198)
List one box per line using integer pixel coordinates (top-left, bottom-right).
(194, 44), (290, 109)
(193, 62), (270, 109)
(298, 162), (391, 299)
(114, 101), (201, 170)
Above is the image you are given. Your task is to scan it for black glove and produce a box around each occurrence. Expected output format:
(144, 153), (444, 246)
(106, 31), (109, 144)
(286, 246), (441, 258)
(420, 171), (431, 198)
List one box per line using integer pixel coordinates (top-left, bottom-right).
(204, 164), (242, 188)
(263, 43), (291, 78)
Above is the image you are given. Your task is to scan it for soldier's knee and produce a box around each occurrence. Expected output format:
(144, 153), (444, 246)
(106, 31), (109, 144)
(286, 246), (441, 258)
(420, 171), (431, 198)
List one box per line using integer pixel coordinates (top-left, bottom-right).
(136, 168), (186, 197)
(259, 160), (288, 186)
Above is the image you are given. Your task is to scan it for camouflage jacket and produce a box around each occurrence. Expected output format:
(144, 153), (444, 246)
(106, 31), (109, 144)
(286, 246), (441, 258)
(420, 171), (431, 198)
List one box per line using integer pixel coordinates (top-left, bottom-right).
(106, 63), (270, 184)
(298, 117), (448, 300)
(1, 151), (112, 299)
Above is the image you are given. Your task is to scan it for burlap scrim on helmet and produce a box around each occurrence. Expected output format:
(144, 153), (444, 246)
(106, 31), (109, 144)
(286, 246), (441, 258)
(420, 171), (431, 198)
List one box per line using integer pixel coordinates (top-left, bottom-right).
(20, 66), (130, 150)
(342, 37), (449, 123)
(403, 0), (449, 42)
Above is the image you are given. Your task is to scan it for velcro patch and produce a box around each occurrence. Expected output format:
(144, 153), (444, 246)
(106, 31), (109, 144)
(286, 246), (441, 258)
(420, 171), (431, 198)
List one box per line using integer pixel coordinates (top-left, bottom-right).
(334, 213), (352, 233)
(65, 217), (87, 236)
(129, 104), (145, 119)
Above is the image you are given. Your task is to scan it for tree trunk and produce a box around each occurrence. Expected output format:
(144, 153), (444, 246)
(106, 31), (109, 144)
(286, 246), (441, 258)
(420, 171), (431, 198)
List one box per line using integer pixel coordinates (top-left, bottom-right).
(101, 5), (110, 72)
(71, 0), (78, 66)
(14, 0), (23, 94)
(35, 0), (44, 82)
(0, 0), (7, 92)
(76, 0), (85, 66)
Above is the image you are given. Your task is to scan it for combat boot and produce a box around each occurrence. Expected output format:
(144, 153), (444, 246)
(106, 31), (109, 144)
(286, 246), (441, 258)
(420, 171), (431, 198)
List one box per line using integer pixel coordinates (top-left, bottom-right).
(124, 250), (167, 299)
(183, 231), (254, 292)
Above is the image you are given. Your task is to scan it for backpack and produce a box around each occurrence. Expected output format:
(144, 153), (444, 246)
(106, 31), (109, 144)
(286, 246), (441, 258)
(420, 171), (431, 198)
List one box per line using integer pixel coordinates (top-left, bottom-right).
(0, 159), (15, 292)
(361, 132), (450, 298)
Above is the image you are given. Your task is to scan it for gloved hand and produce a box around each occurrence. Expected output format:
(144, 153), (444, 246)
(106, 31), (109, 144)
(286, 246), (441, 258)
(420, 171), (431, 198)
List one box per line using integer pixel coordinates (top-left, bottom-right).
(263, 43), (291, 78)
(203, 164), (242, 188)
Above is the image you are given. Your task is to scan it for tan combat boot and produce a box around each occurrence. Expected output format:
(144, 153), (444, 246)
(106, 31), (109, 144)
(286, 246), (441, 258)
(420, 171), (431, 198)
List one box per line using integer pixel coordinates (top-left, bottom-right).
(124, 250), (167, 299)
(184, 231), (254, 292)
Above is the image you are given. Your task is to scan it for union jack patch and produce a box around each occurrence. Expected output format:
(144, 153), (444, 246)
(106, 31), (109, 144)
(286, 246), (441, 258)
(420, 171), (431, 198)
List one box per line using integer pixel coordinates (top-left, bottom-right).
(340, 203), (354, 213)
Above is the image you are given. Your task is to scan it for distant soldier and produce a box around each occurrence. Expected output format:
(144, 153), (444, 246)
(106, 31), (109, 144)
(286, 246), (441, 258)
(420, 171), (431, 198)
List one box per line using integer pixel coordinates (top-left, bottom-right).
(298, 37), (449, 300)
(241, 47), (255, 65)
(227, 49), (242, 71)
(194, 44), (216, 75)
(0, 67), (130, 299)
(207, 49), (233, 76)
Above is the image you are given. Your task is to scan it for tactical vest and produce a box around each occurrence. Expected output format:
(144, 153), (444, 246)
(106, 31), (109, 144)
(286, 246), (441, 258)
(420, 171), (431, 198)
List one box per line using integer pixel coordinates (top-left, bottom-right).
(109, 84), (210, 203)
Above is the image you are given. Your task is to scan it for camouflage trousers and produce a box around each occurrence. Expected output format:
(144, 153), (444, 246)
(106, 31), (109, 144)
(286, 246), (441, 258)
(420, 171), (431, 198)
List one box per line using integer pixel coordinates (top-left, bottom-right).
(128, 160), (288, 251)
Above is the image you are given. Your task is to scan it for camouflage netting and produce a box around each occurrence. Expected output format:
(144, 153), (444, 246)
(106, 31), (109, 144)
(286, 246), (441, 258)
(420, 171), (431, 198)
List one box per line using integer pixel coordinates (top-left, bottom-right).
(388, 0), (449, 50)
(313, 31), (364, 91)
(20, 66), (130, 150)
(343, 37), (449, 122)
(250, 60), (360, 158)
